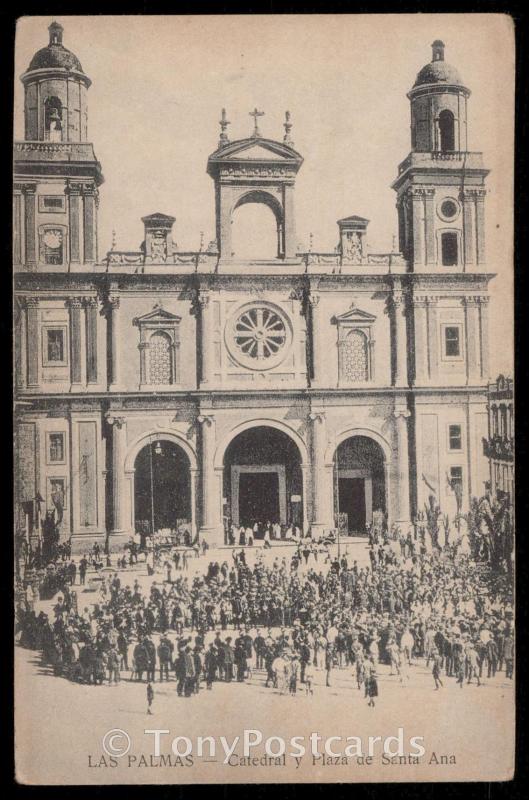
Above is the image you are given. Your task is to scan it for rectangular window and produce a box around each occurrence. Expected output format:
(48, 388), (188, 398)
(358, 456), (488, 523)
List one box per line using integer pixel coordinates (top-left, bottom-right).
(46, 329), (65, 362)
(441, 232), (458, 266)
(39, 195), (66, 213)
(48, 433), (65, 463)
(449, 466), (463, 492)
(444, 326), (461, 357)
(448, 424), (462, 450)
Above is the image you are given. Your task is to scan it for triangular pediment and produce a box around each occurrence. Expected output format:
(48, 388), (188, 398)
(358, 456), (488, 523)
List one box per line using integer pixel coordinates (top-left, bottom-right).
(207, 138), (303, 176)
(133, 304), (181, 325)
(334, 306), (377, 324)
(226, 144), (287, 161)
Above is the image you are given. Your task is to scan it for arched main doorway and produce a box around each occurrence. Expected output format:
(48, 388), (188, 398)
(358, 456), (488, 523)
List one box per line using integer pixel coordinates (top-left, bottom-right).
(223, 426), (303, 530)
(134, 439), (191, 542)
(333, 435), (386, 534)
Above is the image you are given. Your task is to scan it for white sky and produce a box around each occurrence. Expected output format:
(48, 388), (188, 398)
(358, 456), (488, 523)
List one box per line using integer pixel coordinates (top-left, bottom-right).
(14, 14), (514, 374)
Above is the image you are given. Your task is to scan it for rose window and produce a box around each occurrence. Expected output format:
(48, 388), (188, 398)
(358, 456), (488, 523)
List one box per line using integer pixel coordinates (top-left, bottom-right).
(227, 304), (291, 370)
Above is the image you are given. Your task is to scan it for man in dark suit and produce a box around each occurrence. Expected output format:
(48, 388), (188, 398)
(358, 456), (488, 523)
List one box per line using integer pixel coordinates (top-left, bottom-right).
(158, 634), (173, 682)
(223, 636), (234, 682)
(144, 635), (156, 682)
(254, 629), (266, 670)
(205, 643), (218, 689)
(175, 641), (187, 696)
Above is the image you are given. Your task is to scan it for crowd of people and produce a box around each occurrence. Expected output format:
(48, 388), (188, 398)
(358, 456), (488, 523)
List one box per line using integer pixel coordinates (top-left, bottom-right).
(225, 520), (305, 547)
(16, 522), (514, 704)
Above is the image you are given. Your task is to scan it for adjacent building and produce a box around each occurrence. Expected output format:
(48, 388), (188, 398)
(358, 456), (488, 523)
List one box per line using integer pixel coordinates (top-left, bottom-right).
(483, 375), (514, 500)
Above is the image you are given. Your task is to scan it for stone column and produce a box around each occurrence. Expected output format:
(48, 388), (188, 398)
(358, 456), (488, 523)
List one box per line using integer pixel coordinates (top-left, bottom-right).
(426, 297), (439, 381)
(13, 186), (22, 265)
(219, 192), (232, 258)
(198, 292), (212, 386)
(198, 415), (221, 545)
(16, 298), (27, 390)
(68, 183), (82, 263)
(23, 185), (37, 269)
(394, 407), (411, 525)
(84, 297), (98, 384)
(393, 290), (409, 387)
(25, 297), (39, 387)
(67, 297), (83, 388)
(83, 186), (97, 263)
(108, 297), (121, 390)
(301, 463), (310, 535)
(479, 296), (490, 379)
(190, 468), (198, 540)
(309, 294), (324, 386)
(310, 411), (328, 536)
(410, 188), (424, 268)
(462, 190), (475, 266)
(424, 189), (436, 265)
(283, 183), (296, 258)
(107, 414), (126, 535)
(475, 189), (486, 265)
(464, 296), (481, 383)
(412, 295), (428, 385)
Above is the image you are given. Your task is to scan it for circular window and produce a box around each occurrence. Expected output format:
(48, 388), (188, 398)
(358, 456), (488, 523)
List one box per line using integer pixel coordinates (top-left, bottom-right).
(439, 198), (459, 221)
(226, 303), (291, 370)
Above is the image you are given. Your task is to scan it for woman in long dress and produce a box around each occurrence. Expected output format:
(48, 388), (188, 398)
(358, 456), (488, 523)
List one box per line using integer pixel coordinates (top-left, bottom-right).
(272, 655), (287, 694)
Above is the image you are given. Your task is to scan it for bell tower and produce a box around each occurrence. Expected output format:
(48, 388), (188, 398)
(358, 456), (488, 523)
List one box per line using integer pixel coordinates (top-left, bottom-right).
(392, 41), (488, 272)
(14, 21), (103, 271)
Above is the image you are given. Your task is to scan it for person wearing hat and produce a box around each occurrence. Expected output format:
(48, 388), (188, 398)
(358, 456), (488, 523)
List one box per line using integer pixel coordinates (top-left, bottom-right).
(205, 643), (218, 689)
(365, 666), (378, 707)
(223, 636), (234, 682)
(157, 633), (173, 682)
(254, 628), (266, 670)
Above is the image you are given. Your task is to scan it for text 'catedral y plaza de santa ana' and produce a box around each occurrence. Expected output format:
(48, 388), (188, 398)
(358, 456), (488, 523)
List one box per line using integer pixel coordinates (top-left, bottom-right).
(14, 23), (493, 552)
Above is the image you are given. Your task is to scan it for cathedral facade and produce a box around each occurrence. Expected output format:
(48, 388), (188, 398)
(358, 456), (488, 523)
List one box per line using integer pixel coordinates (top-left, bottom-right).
(14, 24), (492, 551)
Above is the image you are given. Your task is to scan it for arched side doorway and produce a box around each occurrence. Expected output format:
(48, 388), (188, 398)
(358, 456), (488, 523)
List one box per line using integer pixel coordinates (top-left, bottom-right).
(222, 426), (303, 531)
(133, 439), (192, 544)
(333, 435), (387, 534)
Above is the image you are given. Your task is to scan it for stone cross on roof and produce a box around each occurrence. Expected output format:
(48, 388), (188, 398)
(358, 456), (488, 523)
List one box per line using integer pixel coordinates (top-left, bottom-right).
(249, 107), (265, 137)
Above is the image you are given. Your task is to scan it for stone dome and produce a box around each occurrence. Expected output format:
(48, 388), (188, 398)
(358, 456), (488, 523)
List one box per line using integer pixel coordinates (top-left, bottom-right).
(412, 40), (466, 90)
(414, 60), (464, 88)
(28, 45), (84, 73)
(27, 22), (84, 74)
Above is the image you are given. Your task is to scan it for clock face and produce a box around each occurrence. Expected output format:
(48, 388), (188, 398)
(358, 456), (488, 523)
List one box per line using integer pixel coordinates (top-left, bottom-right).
(43, 230), (63, 250)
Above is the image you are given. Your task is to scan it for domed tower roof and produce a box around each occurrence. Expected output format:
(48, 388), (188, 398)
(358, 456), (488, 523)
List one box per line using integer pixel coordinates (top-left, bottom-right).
(26, 22), (85, 75)
(412, 40), (468, 92)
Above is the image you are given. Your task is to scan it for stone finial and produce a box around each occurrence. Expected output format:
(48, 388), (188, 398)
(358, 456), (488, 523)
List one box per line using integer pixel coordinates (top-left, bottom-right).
(283, 110), (294, 146)
(219, 108), (230, 146)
